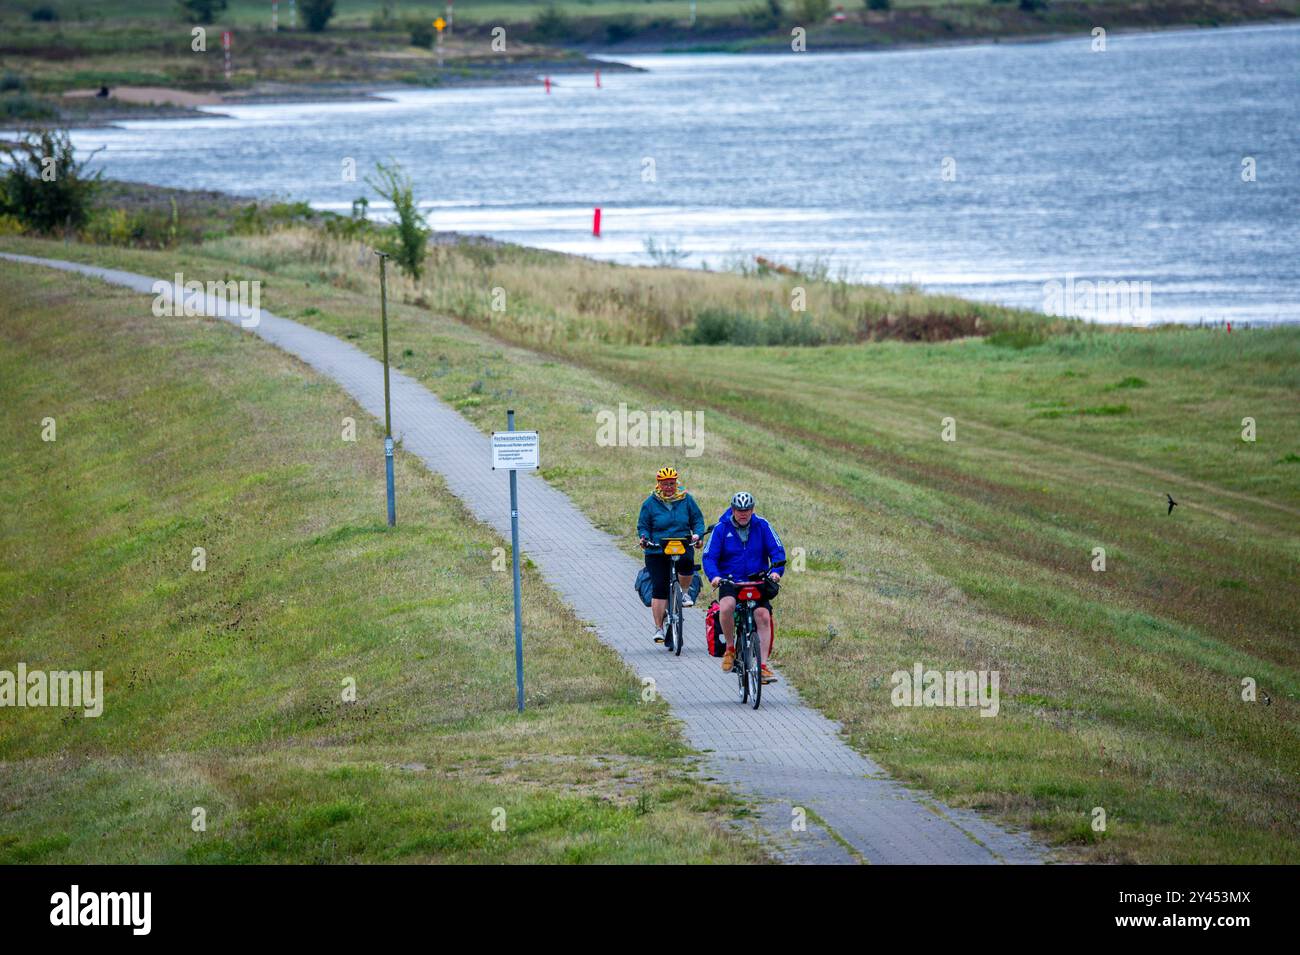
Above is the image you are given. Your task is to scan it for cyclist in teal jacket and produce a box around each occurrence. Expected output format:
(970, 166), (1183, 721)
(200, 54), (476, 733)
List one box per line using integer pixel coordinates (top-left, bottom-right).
(637, 466), (704, 644)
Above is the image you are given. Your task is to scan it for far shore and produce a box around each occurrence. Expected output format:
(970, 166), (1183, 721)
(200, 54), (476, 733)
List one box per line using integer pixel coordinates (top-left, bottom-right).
(12, 17), (1296, 129)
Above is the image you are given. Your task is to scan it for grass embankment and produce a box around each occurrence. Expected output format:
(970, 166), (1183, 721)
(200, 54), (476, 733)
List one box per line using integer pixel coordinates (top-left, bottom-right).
(0, 259), (766, 864)
(5, 224), (1296, 863)
(274, 226), (1062, 345)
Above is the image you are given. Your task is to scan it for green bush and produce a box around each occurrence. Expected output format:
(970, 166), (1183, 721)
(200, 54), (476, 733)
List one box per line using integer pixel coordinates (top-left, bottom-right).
(867, 0), (891, 10)
(743, 0), (784, 31)
(1, 94), (56, 120)
(232, 200), (315, 236)
(300, 0), (336, 32)
(84, 208), (134, 246)
(30, 5), (59, 21)
(684, 308), (829, 346)
(367, 161), (429, 281)
(176, 0), (228, 25)
(604, 14), (640, 43)
(529, 4), (573, 43)
(409, 19), (434, 48)
(985, 327), (1047, 350)
(796, 0), (831, 22)
(1, 73), (26, 92)
(0, 130), (103, 235)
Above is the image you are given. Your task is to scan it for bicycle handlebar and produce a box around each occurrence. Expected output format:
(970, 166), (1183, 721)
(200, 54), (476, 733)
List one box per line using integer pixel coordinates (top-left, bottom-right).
(639, 535), (703, 549)
(715, 560), (786, 584)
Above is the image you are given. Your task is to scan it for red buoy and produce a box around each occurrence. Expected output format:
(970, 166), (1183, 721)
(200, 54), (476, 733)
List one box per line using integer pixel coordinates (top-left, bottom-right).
(544, 76), (551, 94)
(596, 70), (601, 89)
(593, 207), (602, 237)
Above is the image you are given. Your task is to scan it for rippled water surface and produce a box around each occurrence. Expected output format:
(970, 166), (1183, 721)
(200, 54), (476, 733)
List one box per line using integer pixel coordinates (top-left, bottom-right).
(67, 23), (1300, 323)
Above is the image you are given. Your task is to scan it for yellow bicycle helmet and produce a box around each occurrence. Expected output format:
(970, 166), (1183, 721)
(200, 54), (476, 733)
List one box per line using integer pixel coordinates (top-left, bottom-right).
(656, 467), (678, 481)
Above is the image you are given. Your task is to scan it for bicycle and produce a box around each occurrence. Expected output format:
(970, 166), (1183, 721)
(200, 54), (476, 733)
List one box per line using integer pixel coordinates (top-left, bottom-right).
(643, 536), (699, 656)
(718, 562), (784, 709)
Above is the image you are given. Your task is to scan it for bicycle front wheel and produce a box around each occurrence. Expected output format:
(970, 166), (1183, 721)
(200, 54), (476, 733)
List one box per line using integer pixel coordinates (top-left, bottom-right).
(735, 625), (750, 704)
(748, 630), (762, 710)
(664, 583), (678, 652)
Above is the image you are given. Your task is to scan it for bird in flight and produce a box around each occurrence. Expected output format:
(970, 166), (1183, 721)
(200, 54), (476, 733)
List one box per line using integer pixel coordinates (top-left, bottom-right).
(1166, 493), (1178, 515)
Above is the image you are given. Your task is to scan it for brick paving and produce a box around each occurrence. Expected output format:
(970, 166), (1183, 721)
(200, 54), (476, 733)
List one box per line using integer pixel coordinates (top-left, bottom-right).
(5, 253), (1047, 864)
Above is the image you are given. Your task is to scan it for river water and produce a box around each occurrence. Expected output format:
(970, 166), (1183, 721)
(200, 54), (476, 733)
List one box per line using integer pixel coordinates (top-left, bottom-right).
(65, 23), (1300, 324)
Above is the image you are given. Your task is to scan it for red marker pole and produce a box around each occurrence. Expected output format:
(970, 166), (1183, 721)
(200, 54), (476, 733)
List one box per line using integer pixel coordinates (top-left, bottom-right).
(222, 31), (232, 81)
(593, 207), (601, 237)
(544, 76), (551, 94)
(595, 70), (601, 89)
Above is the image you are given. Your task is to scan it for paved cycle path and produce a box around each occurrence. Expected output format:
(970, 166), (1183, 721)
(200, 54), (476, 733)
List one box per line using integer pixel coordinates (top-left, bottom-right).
(4, 252), (1047, 864)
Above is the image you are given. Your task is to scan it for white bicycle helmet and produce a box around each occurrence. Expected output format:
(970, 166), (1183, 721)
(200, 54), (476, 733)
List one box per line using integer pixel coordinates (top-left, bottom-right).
(731, 491), (754, 510)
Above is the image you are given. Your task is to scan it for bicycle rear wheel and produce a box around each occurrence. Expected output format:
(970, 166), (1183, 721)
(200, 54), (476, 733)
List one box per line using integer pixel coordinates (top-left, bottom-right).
(673, 592), (684, 657)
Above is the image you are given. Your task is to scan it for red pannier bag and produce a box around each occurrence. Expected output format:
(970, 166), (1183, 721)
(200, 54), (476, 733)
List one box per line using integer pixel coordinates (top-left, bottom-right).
(704, 600), (777, 657)
(704, 600), (724, 656)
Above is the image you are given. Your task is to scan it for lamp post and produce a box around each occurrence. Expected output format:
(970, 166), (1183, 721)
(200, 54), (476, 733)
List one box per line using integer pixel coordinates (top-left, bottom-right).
(376, 250), (396, 527)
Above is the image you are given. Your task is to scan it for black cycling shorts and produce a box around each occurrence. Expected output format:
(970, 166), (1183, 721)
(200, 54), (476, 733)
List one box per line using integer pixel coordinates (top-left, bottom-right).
(718, 580), (775, 613)
(644, 550), (696, 600)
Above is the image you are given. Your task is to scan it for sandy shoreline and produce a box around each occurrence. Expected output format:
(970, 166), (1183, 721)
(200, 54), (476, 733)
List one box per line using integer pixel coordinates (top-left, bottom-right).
(39, 58), (643, 129)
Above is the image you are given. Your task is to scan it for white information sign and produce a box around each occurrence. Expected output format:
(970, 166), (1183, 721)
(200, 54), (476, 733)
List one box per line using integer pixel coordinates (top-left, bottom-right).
(491, 431), (540, 471)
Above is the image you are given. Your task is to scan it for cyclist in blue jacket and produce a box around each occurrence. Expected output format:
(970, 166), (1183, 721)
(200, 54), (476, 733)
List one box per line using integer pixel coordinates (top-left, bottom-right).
(703, 492), (785, 682)
(637, 467), (705, 645)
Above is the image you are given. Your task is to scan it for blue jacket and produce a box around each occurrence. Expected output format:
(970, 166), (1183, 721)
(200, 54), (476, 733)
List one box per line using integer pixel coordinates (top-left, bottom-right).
(637, 493), (705, 554)
(703, 509), (786, 582)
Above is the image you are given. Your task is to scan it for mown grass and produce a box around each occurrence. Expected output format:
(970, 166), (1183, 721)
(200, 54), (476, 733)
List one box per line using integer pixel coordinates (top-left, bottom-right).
(0, 261), (765, 864)
(2, 227), (1297, 863)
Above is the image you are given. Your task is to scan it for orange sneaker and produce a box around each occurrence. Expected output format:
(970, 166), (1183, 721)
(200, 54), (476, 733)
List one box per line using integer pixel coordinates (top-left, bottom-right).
(721, 649), (736, 673)
(760, 664), (777, 684)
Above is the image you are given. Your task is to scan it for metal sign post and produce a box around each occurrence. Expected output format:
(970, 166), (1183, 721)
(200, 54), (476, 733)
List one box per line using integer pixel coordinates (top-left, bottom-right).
(377, 251), (395, 527)
(491, 414), (540, 712)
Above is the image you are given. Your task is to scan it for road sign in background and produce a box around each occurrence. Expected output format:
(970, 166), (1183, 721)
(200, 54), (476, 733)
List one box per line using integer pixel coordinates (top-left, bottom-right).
(491, 430), (539, 471)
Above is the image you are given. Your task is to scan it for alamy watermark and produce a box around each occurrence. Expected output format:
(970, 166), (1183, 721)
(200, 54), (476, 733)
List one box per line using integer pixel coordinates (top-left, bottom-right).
(891, 663), (1000, 717)
(1, 663), (103, 717)
(50, 885), (150, 935)
(151, 273), (262, 328)
(1043, 274), (1152, 324)
(595, 403), (704, 458)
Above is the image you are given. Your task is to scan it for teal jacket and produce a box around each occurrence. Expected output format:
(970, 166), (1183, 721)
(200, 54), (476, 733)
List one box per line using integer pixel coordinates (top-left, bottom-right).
(637, 493), (705, 554)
